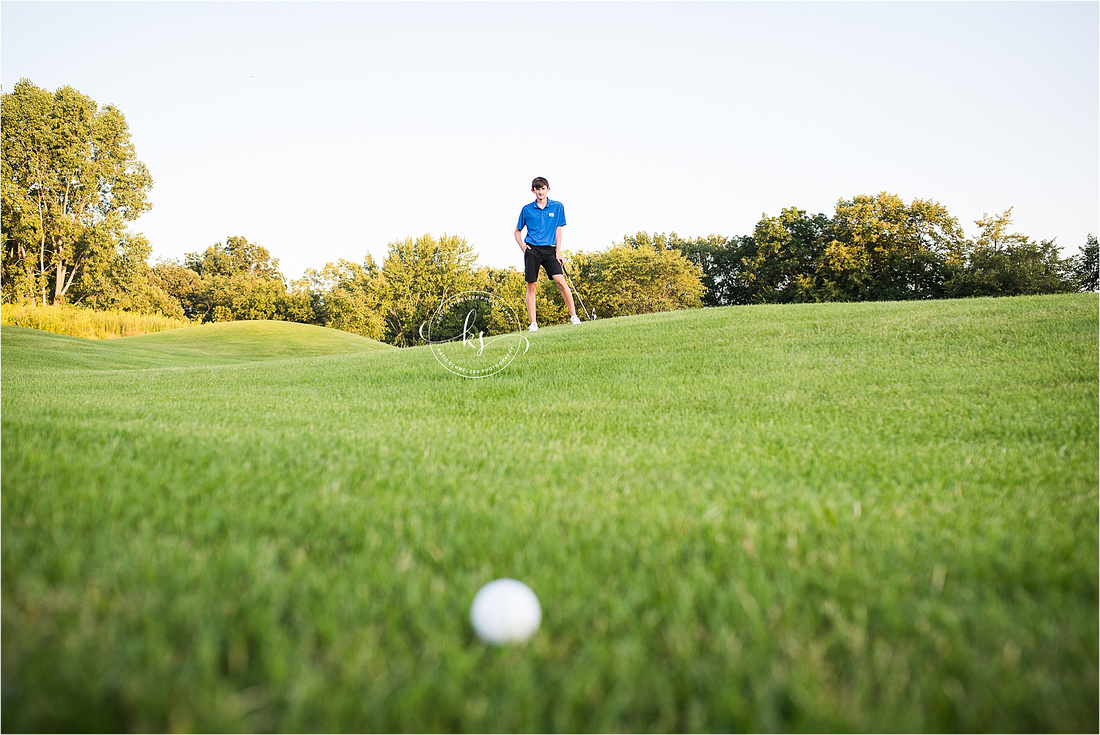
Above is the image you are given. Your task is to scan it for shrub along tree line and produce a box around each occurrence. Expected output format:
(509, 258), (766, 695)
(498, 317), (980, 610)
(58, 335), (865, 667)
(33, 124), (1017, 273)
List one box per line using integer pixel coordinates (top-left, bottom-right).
(3, 79), (1097, 346)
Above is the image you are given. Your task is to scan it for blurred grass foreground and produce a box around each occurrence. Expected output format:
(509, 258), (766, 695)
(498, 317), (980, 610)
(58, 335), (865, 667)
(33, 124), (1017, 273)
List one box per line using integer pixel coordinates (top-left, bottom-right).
(1, 294), (1097, 732)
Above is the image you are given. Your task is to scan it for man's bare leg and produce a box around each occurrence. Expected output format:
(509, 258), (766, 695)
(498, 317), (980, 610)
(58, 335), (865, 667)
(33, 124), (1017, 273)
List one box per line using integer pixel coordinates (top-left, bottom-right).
(526, 282), (538, 325)
(552, 274), (577, 318)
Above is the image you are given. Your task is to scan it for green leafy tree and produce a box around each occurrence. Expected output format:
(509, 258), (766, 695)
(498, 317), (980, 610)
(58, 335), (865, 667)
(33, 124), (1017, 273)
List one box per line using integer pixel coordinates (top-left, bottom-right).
(617, 231), (683, 252)
(621, 231), (757, 307)
(673, 234), (757, 307)
(209, 276), (286, 322)
(745, 209), (833, 303)
(1, 79), (153, 305)
(948, 241), (1072, 297)
(1068, 234), (1098, 292)
(73, 231), (185, 318)
(150, 262), (205, 319)
(945, 209), (1076, 297)
(185, 235), (282, 280)
(276, 289), (317, 326)
(570, 241), (705, 318)
(294, 256), (386, 339)
(123, 282), (186, 319)
(473, 265), (528, 333)
(379, 233), (478, 347)
(1, 136), (40, 302)
(183, 236), (292, 322)
(827, 193), (962, 301)
(971, 208), (1028, 251)
(828, 193), (907, 300)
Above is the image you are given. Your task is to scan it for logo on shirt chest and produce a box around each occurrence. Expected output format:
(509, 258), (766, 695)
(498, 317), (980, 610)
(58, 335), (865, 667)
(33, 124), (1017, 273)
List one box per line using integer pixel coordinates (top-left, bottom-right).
(548, 212), (555, 217)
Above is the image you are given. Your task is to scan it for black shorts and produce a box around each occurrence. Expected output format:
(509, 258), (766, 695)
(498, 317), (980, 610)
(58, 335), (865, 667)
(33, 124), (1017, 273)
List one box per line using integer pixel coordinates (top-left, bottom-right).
(524, 246), (562, 283)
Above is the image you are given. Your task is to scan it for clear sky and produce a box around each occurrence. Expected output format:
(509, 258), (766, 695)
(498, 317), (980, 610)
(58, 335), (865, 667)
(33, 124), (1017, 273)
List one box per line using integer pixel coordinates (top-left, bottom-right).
(3, 1), (1097, 281)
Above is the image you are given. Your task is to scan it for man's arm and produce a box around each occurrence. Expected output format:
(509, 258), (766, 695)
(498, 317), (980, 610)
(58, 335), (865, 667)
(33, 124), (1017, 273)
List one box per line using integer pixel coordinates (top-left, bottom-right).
(555, 226), (564, 262)
(515, 228), (527, 252)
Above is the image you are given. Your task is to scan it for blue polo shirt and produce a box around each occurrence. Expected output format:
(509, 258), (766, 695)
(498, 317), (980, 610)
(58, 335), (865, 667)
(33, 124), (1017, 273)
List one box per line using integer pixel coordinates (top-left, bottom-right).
(517, 199), (567, 248)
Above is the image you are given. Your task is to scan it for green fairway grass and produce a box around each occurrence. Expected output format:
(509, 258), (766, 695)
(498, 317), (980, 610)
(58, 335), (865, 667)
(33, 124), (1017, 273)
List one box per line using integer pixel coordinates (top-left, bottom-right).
(0, 320), (393, 372)
(2, 295), (1097, 732)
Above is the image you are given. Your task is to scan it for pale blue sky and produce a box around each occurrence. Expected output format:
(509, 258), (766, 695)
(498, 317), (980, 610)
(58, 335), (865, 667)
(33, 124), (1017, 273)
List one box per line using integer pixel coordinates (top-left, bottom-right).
(3, 1), (1097, 280)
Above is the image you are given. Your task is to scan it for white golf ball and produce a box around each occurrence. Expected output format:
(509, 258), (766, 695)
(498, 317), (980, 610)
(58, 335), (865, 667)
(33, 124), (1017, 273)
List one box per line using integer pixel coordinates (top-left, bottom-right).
(470, 578), (542, 644)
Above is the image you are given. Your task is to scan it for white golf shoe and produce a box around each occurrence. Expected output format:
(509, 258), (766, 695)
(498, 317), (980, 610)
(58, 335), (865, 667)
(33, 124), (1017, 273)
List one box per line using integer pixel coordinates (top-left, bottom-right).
(528, 323), (539, 332)
(570, 315), (582, 325)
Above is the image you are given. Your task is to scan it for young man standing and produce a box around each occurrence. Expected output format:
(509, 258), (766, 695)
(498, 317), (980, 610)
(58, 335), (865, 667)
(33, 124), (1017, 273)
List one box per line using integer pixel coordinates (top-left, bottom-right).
(514, 177), (580, 331)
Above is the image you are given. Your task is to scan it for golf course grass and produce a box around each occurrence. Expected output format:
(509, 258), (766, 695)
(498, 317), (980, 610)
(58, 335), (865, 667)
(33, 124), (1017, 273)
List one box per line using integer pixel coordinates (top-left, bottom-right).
(2, 295), (1097, 732)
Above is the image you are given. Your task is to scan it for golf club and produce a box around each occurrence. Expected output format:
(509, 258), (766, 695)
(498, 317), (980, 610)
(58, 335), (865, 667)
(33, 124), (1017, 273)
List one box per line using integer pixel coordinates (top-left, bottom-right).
(560, 263), (595, 321)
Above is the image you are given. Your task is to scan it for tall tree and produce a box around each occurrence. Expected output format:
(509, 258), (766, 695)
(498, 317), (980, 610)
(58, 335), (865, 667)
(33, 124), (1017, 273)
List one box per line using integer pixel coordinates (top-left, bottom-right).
(828, 193), (961, 301)
(77, 230), (182, 318)
(379, 233), (477, 347)
(294, 256), (386, 339)
(150, 262), (206, 319)
(945, 209), (1075, 297)
(621, 231), (757, 307)
(971, 208), (1028, 251)
(1, 79), (152, 304)
(183, 236), (291, 322)
(675, 234), (757, 307)
(570, 242), (705, 318)
(473, 265), (528, 331)
(185, 235), (282, 279)
(747, 208), (832, 303)
(1068, 234), (1098, 292)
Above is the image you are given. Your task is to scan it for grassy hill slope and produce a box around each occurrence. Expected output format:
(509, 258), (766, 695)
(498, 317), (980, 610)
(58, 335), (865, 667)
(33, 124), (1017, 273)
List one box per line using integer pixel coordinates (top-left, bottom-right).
(2, 294), (1097, 732)
(1, 319), (393, 372)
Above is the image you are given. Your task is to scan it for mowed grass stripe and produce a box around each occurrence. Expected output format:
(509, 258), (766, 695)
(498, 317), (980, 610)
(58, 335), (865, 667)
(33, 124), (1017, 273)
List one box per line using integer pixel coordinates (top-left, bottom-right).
(2, 294), (1096, 732)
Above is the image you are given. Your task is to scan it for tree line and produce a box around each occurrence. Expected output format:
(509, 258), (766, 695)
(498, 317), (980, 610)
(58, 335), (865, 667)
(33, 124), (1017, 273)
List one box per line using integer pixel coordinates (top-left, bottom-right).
(3, 79), (1097, 348)
(635, 197), (1097, 306)
(136, 232), (706, 346)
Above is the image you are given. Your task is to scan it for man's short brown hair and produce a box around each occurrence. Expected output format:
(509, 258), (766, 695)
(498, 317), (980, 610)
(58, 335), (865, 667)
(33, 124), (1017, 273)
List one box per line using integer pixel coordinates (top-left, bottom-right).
(531, 177), (549, 190)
